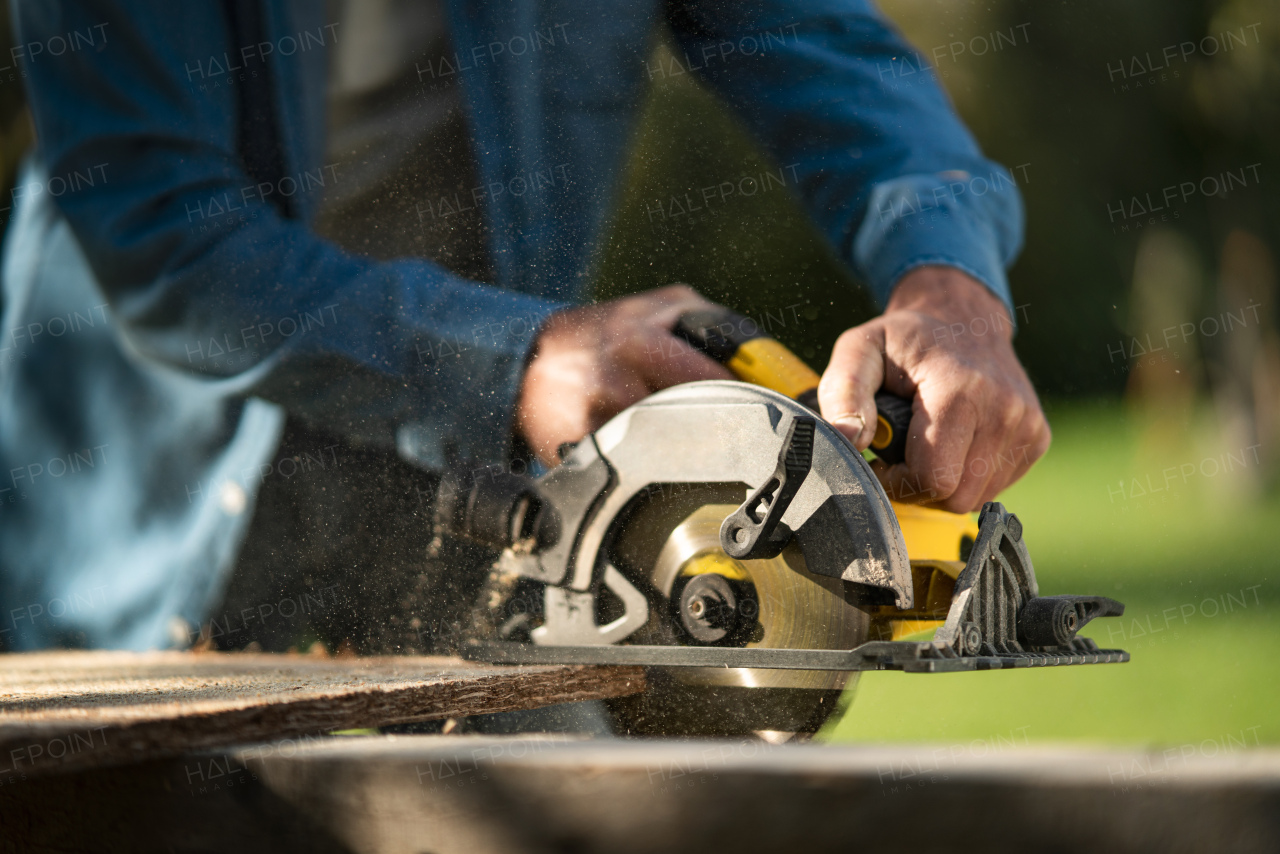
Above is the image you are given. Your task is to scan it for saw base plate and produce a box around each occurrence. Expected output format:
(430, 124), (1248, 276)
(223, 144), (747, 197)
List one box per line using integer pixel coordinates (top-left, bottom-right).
(463, 639), (1130, 673)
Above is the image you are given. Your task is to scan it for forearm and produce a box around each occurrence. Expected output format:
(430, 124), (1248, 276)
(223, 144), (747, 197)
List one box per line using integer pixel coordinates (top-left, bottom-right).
(37, 152), (562, 464)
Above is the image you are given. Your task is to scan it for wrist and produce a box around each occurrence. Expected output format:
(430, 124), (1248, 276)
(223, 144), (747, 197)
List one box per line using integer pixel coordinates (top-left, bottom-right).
(887, 265), (1013, 342)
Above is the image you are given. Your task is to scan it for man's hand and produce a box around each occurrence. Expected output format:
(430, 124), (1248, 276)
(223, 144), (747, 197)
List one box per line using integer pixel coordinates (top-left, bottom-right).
(817, 266), (1050, 512)
(516, 285), (733, 465)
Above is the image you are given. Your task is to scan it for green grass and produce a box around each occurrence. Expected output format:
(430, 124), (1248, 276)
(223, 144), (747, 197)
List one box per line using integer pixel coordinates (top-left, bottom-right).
(824, 400), (1280, 747)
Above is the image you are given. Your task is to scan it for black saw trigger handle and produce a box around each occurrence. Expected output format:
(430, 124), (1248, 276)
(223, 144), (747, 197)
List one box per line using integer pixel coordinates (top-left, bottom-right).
(671, 304), (913, 466)
(869, 391), (911, 466)
(720, 415), (815, 560)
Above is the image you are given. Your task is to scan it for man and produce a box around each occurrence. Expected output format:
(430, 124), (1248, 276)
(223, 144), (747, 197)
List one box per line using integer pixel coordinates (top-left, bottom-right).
(0, 0), (1046, 652)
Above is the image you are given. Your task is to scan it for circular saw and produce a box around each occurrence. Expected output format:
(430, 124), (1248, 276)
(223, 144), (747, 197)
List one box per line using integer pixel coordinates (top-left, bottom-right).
(445, 308), (1128, 736)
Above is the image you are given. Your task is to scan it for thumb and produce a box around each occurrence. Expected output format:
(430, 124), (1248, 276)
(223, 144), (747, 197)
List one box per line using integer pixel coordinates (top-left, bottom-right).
(817, 324), (886, 451)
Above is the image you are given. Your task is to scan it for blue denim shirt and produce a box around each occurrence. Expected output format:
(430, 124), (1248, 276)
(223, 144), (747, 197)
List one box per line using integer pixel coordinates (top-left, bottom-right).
(0, 0), (1022, 649)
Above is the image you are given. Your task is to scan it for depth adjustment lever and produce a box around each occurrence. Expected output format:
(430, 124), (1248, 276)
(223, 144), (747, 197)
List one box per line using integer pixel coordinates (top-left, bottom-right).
(720, 415), (815, 560)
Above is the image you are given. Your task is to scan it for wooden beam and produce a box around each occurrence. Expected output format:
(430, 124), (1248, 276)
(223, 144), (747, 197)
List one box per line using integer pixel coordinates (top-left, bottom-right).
(2, 736), (1278, 853)
(0, 650), (644, 776)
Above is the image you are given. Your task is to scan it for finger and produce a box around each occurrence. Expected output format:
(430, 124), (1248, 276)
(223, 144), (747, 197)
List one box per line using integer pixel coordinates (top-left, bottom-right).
(868, 458), (914, 503)
(941, 426), (1006, 513)
(590, 368), (652, 428)
(634, 329), (733, 390)
(972, 433), (1023, 509)
(642, 283), (719, 329)
(818, 325), (886, 450)
(615, 285), (731, 389)
(976, 414), (1051, 506)
(966, 412), (1031, 509)
(935, 386), (1024, 511)
(961, 387), (1049, 508)
(872, 459), (946, 506)
(645, 286), (766, 387)
(889, 388), (978, 506)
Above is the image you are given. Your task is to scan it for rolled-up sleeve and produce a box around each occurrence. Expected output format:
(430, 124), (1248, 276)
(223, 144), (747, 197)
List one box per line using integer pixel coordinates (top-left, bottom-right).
(14, 0), (563, 469)
(667, 0), (1024, 316)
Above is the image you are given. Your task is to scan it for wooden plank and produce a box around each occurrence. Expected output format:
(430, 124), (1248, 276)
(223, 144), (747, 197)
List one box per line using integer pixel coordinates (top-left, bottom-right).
(0, 651), (644, 776)
(2, 736), (1278, 853)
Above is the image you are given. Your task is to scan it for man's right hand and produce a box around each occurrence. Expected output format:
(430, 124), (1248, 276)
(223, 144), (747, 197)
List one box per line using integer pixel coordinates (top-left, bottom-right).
(516, 285), (733, 465)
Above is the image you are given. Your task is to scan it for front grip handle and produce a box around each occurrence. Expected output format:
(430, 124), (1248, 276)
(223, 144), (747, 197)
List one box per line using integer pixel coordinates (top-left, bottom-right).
(674, 307), (913, 464)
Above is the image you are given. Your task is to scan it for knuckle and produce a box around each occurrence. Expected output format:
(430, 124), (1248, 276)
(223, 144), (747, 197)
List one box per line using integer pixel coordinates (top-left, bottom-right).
(1031, 421), (1052, 459)
(1018, 408), (1051, 457)
(1003, 391), (1029, 422)
(966, 370), (998, 400)
(832, 327), (867, 356)
(816, 370), (846, 402)
(663, 283), (699, 302)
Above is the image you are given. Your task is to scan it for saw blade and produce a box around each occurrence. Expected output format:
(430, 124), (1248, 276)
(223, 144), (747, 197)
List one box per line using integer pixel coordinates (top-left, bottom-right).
(604, 485), (871, 736)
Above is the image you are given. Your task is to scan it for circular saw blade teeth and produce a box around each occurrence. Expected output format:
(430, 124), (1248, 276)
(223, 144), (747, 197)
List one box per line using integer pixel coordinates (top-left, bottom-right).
(605, 491), (871, 736)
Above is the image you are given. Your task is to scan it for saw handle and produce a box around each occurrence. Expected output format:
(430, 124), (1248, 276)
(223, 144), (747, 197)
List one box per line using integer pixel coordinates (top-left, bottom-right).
(673, 307), (912, 465)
